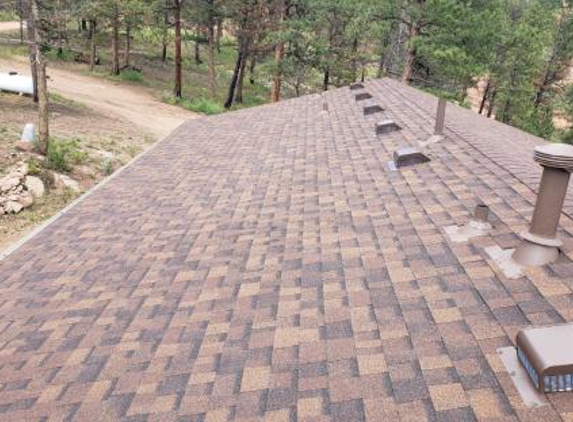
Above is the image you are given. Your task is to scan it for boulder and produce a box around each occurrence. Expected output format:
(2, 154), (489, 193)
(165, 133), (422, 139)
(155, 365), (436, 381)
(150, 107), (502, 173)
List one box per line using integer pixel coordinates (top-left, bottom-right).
(55, 174), (80, 193)
(4, 201), (23, 214)
(18, 192), (34, 209)
(25, 176), (45, 198)
(0, 177), (20, 193)
(15, 140), (35, 152)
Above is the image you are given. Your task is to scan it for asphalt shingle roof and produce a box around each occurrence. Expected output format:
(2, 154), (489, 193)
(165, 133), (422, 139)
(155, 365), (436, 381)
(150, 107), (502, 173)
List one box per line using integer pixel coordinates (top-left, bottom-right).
(0, 78), (573, 421)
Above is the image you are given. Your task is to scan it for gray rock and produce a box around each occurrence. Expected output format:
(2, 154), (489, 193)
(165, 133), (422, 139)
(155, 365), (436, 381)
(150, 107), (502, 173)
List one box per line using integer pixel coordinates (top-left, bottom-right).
(55, 174), (80, 193)
(18, 192), (34, 209)
(25, 176), (45, 198)
(0, 177), (20, 193)
(4, 201), (23, 214)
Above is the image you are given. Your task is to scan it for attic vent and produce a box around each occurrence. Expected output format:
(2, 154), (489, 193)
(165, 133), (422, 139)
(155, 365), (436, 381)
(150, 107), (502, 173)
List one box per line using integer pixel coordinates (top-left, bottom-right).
(513, 144), (573, 267)
(375, 119), (401, 135)
(350, 82), (365, 90)
(323, 102), (329, 112)
(517, 323), (573, 393)
(393, 147), (430, 168)
(355, 92), (373, 101)
(363, 104), (384, 116)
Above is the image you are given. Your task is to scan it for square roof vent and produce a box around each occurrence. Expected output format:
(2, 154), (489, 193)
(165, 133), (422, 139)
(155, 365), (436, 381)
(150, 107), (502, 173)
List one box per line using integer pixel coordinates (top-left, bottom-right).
(375, 119), (401, 135)
(350, 82), (365, 90)
(355, 92), (373, 101)
(364, 104), (384, 116)
(517, 323), (573, 393)
(393, 147), (430, 168)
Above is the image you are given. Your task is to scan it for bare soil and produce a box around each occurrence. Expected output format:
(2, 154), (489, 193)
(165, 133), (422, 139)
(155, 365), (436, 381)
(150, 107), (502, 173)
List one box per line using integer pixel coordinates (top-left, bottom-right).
(0, 51), (198, 255)
(0, 56), (198, 139)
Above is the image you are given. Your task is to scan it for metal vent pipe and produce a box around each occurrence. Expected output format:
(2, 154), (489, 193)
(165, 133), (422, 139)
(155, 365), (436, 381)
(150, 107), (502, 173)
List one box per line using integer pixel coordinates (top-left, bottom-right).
(513, 144), (573, 266)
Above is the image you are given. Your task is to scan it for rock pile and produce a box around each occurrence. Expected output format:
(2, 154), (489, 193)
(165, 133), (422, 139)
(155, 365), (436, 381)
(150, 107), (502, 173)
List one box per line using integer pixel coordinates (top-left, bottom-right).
(0, 163), (45, 215)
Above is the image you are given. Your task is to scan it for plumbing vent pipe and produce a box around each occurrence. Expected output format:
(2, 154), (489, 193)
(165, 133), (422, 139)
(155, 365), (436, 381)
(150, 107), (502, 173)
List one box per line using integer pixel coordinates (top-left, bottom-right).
(435, 98), (447, 136)
(350, 82), (364, 90)
(474, 203), (489, 223)
(512, 144), (573, 266)
(375, 119), (401, 135)
(355, 92), (373, 101)
(364, 104), (384, 116)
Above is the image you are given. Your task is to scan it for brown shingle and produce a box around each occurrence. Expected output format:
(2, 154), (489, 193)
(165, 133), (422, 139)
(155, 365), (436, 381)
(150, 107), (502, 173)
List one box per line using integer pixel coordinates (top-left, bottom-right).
(1, 78), (573, 420)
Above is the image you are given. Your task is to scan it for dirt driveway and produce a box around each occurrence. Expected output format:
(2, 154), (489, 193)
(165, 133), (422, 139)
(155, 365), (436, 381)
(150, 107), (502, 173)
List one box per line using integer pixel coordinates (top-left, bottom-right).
(0, 22), (22, 33)
(0, 57), (198, 140)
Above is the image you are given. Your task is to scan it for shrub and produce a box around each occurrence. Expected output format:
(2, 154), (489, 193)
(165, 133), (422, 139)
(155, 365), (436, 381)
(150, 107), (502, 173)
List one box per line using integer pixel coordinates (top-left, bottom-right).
(120, 70), (144, 83)
(101, 155), (114, 175)
(45, 138), (87, 172)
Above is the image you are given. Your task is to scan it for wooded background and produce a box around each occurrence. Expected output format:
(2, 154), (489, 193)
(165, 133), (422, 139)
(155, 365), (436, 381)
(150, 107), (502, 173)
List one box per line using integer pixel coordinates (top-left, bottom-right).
(2, 0), (573, 144)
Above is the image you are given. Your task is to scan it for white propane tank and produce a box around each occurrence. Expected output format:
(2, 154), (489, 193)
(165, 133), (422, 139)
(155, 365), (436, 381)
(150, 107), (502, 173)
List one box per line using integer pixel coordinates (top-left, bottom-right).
(0, 72), (34, 96)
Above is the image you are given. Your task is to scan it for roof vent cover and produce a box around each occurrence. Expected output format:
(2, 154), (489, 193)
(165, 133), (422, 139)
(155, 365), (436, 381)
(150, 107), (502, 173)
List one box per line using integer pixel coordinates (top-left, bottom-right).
(350, 82), (365, 90)
(355, 92), (373, 101)
(376, 119), (402, 135)
(364, 104), (384, 116)
(517, 323), (573, 393)
(393, 147), (430, 168)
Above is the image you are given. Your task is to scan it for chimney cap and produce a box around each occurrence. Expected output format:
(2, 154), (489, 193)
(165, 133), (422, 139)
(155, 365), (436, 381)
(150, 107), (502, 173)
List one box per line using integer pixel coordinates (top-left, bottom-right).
(534, 144), (573, 171)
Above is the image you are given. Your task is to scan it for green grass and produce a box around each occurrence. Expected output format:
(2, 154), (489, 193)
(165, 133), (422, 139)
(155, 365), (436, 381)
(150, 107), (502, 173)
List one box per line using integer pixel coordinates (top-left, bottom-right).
(164, 95), (224, 115)
(45, 48), (76, 63)
(49, 92), (86, 109)
(0, 43), (28, 59)
(120, 69), (144, 83)
(0, 11), (17, 22)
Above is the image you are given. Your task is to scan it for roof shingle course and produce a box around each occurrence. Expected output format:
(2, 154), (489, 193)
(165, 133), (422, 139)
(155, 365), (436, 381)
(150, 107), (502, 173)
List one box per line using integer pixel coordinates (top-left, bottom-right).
(0, 78), (572, 420)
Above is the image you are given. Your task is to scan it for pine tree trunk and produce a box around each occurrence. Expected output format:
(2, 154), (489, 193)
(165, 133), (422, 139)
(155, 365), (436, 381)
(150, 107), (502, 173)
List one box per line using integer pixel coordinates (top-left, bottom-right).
(89, 19), (97, 71)
(216, 17), (223, 53)
(124, 23), (131, 68)
(236, 48), (249, 103)
(351, 37), (359, 80)
(111, 6), (120, 75)
(323, 69), (330, 91)
(249, 56), (256, 85)
(207, 2), (217, 97)
(161, 0), (169, 63)
(402, 23), (419, 84)
(31, 0), (49, 154)
(25, 0), (38, 103)
(194, 37), (202, 65)
(271, 0), (287, 102)
(19, 0), (24, 44)
(377, 52), (385, 78)
(487, 88), (497, 118)
(225, 39), (245, 109)
(174, 0), (182, 98)
(478, 78), (491, 115)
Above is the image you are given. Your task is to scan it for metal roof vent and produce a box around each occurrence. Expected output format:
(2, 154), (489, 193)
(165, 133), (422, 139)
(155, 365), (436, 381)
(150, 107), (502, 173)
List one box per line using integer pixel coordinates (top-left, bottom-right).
(419, 98), (447, 147)
(355, 92), (373, 101)
(376, 119), (401, 135)
(350, 82), (365, 90)
(445, 203), (492, 242)
(434, 98), (447, 136)
(364, 104), (384, 116)
(393, 147), (430, 168)
(517, 323), (573, 393)
(512, 144), (573, 267)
